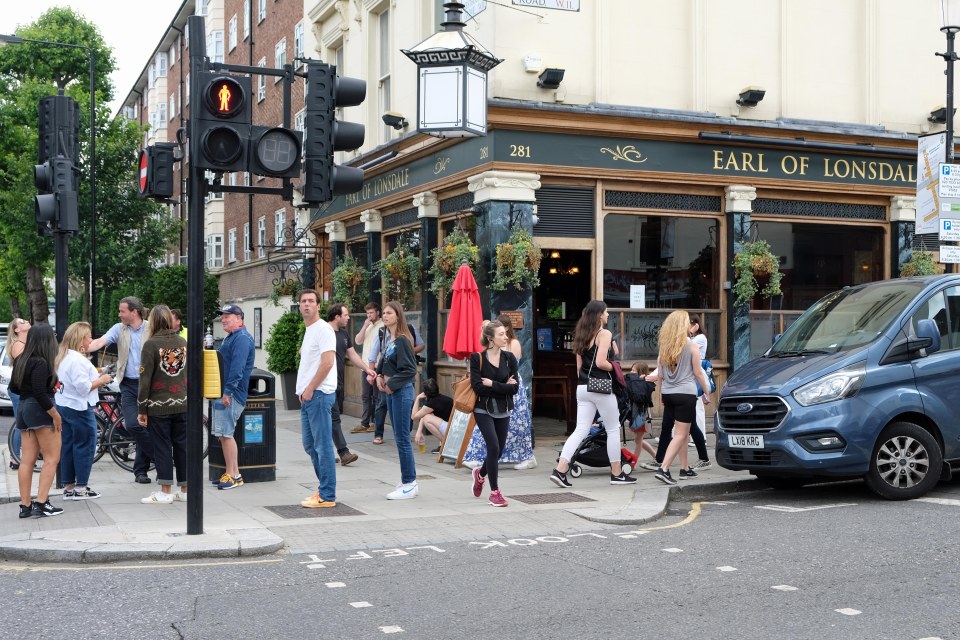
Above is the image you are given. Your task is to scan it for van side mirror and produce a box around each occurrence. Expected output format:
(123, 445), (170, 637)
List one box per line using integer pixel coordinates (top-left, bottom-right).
(914, 319), (941, 355)
(772, 333), (781, 344)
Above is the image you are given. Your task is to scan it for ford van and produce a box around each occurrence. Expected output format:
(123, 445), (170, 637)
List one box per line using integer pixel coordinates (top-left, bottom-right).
(716, 275), (960, 500)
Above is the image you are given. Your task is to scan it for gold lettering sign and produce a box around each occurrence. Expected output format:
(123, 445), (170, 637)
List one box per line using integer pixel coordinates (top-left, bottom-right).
(499, 310), (524, 330)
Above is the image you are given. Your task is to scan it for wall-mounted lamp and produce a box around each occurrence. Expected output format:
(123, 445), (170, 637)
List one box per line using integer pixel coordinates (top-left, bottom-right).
(929, 105), (956, 123)
(549, 250), (560, 259)
(382, 112), (408, 130)
(537, 68), (565, 89)
(737, 86), (766, 107)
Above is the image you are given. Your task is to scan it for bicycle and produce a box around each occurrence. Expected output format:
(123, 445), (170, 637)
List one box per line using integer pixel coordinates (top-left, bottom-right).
(7, 400), (108, 467)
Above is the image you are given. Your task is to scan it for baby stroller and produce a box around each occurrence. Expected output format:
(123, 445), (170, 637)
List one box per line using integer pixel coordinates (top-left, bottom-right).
(567, 421), (638, 478)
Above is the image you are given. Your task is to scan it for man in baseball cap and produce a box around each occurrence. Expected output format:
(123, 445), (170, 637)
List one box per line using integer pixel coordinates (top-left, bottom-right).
(212, 303), (255, 489)
(216, 304), (244, 318)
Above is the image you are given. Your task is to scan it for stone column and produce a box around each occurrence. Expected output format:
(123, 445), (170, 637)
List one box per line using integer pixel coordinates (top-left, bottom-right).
(325, 220), (346, 265)
(360, 209), (382, 304)
(415, 192), (439, 379)
(725, 185), (756, 372)
(890, 196), (916, 277)
(468, 170), (541, 401)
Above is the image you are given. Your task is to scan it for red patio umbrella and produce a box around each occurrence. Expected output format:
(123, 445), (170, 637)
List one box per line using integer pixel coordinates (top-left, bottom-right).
(443, 263), (483, 360)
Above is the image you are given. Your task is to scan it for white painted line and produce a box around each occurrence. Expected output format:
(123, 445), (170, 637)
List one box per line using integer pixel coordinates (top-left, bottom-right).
(914, 497), (960, 507)
(771, 585), (798, 591)
(716, 566), (737, 572)
(835, 608), (861, 616)
(379, 626), (404, 634)
(917, 636), (944, 639)
(755, 503), (857, 513)
(662, 548), (683, 553)
(325, 582), (346, 588)
(350, 601), (373, 608)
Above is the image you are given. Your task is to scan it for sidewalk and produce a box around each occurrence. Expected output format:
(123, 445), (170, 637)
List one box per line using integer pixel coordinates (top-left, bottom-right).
(0, 409), (759, 563)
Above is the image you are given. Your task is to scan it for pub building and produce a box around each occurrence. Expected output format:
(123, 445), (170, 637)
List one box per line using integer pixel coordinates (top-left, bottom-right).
(311, 100), (917, 427)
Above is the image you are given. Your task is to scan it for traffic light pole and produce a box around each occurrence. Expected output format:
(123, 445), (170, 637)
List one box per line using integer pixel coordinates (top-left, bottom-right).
(55, 232), (68, 338)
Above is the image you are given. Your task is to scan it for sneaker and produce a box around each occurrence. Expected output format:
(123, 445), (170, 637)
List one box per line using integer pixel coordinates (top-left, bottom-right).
(549, 469), (572, 488)
(692, 459), (712, 470)
(31, 500), (64, 517)
(135, 473), (151, 484)
(340, 452), (359, 466)
(301, 494), (336, 508)
(141, 491), (174, 504)
(462, 460), (482, 469)
(653, 468), (677, 486)
(62, 489), (76, 501)
(638, 461), (661, 472)
(679, 467), (698, 480)
(514, 456), (538, 470)
(688, 441), (696, 448)
(431, 446), (441, 455)
(9, 461), (19, 471)
(488, 489), (508, 507)
(471, 467), (485, 497)
(218, 475), (244, 490)
(611, 472), (638, 485)
(174, 490), (188, 502)
(364, 425), (377, 433)
(386, 481), (419, 500)
(72, 487), (100, 500)
(350, 424), (369, 434)
(212, 472), (231, 486)
(300, 492), (320, 507)
(18, 504), (32, 519)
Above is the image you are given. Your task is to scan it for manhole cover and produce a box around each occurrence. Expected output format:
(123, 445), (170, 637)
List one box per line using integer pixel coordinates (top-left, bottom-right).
(509, 492), (596, 505)
(265, 503), (365, 518)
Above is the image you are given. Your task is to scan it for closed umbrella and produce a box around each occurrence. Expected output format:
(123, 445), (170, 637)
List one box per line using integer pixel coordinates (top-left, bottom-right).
(443, 263), (483, 360)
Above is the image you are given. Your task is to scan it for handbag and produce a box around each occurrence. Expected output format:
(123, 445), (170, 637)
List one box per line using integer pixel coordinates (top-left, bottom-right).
(452, 356), (478, 412)
(610, 360), (626, 388)
(586, 335), (612, 394)
(695, 359), (717, 397)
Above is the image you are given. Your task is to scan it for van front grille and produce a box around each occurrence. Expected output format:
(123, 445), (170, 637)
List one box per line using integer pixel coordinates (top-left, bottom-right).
(721, 449), (783, 466)
(718, 396), (788, 433)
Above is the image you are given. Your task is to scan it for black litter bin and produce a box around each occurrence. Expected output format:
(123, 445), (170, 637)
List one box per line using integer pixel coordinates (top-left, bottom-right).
(208, 368), (276, 482)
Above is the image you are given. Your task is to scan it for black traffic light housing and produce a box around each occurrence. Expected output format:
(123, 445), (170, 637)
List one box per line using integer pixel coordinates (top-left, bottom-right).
(137, 143), (176, 199)
(38, 95), (79, 165)
(249, 125), (302, 178)
(34, 156), (77, 235)
(194, 72), (252, 172)
(302, 61), (366, 204)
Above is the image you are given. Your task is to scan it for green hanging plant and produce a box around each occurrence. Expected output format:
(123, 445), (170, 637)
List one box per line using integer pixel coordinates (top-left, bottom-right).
(331, 254), (371, 310)
(428, 227), (479, 297)
(732, 240), (783, 306)
(268, 278), (302, 307)
(492, 228), (542, 291)
(900, 249), (941, 277)
(375, 243), (422, 309)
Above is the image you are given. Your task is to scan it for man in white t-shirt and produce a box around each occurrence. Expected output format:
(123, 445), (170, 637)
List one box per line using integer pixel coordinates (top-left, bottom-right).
(295, 288), (338, 508)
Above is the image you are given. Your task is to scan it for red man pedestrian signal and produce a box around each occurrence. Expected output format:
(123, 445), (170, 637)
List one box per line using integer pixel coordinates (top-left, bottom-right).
(205, 77), (245, 118)
(194, 73), (251, 171)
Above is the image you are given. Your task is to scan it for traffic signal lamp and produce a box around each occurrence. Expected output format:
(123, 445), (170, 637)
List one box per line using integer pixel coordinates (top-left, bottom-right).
(302, 61), (366, 204)
(34, 156), (77, 234)
(137, 143), (176, 199)
(194, 73), (251, 172)
(249, 126), (302, 178)
(38, 95), (79, 165)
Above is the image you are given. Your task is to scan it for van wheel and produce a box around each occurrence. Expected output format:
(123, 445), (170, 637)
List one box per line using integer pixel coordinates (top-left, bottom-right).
(865, 422), (942, 500)
(755, 475), (808, 490)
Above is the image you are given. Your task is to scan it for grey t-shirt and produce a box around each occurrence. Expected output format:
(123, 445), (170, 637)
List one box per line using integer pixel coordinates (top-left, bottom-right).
(659, 339), (697, 396)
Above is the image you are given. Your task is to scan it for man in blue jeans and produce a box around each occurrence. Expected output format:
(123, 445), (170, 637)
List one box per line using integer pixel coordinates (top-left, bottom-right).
(212, 304), (256, 490)
(295, 288), (338, 508)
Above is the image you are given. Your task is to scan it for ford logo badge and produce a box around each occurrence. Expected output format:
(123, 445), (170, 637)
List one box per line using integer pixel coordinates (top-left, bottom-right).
(736, 402), (753, 414)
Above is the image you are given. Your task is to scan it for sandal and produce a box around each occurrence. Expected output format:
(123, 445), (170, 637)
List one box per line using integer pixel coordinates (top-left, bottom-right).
(372, 436), (383, 445)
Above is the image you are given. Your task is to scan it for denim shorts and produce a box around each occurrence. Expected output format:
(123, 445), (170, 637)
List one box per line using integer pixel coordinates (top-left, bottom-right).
(17, 397), (55, 430)
(211, 399), (245, 437)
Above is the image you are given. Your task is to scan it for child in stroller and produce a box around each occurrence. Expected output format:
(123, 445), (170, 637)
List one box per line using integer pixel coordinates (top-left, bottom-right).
(624, 363), (660, 471)
(564, 419), (637, 478)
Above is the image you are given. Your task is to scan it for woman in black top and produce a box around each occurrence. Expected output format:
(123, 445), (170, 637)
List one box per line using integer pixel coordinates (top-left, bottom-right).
(12, 324), (63, 518)
(469, 321), (519, 507)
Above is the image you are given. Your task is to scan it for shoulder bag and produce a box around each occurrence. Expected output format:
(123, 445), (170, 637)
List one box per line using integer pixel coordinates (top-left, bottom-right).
(452, 354), (478, 412)
(586, 332), (612, 394)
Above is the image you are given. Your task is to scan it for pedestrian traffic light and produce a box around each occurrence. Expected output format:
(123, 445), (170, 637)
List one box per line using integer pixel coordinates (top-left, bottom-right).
(137, 143), (176, 199)
(194, 73), (251, 172)
(38, 94), (79, 165)
(34, 157), (77, 234)
(302, 61), (366, 204)
(249, 125), (302, 178)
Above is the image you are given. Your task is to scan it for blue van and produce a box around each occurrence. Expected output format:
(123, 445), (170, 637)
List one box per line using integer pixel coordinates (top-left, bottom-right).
(716, 275), (960, 500)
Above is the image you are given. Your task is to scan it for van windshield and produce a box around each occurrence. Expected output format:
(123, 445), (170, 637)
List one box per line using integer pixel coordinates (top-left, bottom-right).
(768, 280), (926, 355)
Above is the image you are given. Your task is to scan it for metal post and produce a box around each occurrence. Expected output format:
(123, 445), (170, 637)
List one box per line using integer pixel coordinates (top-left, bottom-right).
(89, 49), (97, 335)
(186, 15), (207, 535)
(946, 27), (957, 274)
(55, 230), (68, 338)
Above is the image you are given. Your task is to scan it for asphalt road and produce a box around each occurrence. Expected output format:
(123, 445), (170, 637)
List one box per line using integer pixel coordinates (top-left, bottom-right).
(2, 478), (959, 639)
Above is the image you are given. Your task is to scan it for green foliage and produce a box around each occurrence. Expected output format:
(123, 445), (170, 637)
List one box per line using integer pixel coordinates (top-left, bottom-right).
(95, 267), (219, 332)
(900, 249), (941, 277)
(428, 227), (479, 297)
(733, 240), (783, 306)
(375, 243), (422, 309)
(331, 254), (371, 311)
(268, 278), (303, 308)
(492, 228), (541, 291)
(265, 311), (305, 373)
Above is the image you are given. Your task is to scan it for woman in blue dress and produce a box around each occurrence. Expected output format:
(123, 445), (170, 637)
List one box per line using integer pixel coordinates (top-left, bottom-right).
(463, 314), (536, 469)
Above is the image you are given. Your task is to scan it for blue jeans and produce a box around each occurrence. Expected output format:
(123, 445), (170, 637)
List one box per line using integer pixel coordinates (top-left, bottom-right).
(58, 405), (98, 486)
(386, 383), (417, 484)
(120, 378), (154, 477)
(9, 390), (20, 459)
(300, 391), (337, 502)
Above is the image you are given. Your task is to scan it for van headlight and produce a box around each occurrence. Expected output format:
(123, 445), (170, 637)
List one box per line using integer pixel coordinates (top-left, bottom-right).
(792, 362), (866, 407)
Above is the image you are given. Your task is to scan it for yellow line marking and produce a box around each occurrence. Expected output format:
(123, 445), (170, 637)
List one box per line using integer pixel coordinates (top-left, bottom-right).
(639, 501), (704, 531)
(0, 558), (283, 572)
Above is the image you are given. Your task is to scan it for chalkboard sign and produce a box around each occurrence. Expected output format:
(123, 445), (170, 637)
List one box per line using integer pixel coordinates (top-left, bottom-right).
(438, 407), (476, 468)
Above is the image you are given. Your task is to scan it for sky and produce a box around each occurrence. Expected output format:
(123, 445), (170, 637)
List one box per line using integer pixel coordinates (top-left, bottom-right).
(1, 0), (184, 114)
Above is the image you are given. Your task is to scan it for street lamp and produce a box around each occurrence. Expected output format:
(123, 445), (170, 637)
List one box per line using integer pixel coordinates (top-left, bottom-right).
(0, 34), (97, 334)
(939, 1), (960, 163)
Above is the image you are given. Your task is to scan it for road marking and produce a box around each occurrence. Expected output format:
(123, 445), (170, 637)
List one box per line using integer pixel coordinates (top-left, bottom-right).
(379, 626), (404, 634)
(326, 582), (345, 588)
(755, 503), (856, 513)
(0, 558), (282, 573)
(772, 585), (799, 591)
(835, 608), (861, 616)
(662, 548), (683, 553)
(914, 497), (960, 507)
(640, 501), (703, 531)
(716, 566), (737, 572)
(350, 602), (373, 608)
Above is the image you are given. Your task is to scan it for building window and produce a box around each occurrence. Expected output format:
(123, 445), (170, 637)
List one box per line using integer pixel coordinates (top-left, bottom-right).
(168, 94), (175, 119)
(243, 222), (251, 261)
(257, 58), (266, 102)
(148, 63), (155, 88)
(185, 73), (190, 102)
(206, 234), (223, 268)
(294, 108), (305, 133)
(274, 39), (286, 82)
(169, 44), (176, 67)
(208, 31), (224, 64)
(156, 102), (167, 124)
(257, 217), (266, 257)
(258, 0), (266, 23)
(228, 16), (237, 51)
(243, 0), (250, 39)
(294, 22), (304, 65)
(378, 9), (391, 143)
(156, 52), (167, 78)
(195, 0), (209, 16)
(274, 209), (285, 247)
(244, 172), (250, 186)
(228, 228), (237, 263)
(205, 171), (222, 200)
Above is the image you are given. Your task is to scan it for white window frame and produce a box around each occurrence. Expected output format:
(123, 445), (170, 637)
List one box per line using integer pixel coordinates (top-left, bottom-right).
(156, 102), (167, 124)
(258, 0), (266, 23)
(195, 0), (209, 16)
(274, 209), (286, 247)
(274, 39), (286, 82)
(243, 0), (250, 39)
(228, 16), (237, 51)
(228, 228), (237, 263)
(378, 9), (391, 142)
(257, 57), (266, 102)
(157, 52), (167, 78)
(257, 217), (266, 257)
(185, 73), (190, 102)
(243, 222), (251, 261)
(169, 94), (176, 120)
(208, 30), (224, 64)
(169, 44), (176, 67)
(294, 22), (305, 67)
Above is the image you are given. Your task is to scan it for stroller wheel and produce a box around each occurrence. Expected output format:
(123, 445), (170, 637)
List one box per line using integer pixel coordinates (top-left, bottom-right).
(569, 464), (582, 478)
(622, 463), (633, 476)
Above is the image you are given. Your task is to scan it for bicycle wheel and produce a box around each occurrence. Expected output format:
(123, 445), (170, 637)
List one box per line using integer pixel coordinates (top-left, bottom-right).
(106, 422), (139, 472)
(93, 415), (108, 463)
(7, 424), (19, 466)
(202, 414), (210, 459)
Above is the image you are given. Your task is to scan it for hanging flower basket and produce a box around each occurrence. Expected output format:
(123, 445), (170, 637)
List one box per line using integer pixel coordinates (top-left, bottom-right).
(331, 254), (371, 310)
(492, 228), (542, 291)
(900, 249), (941, 277)
(733, 240), (783, 306)
(428, 227), (479, 297)
(375, 244), (422, 309)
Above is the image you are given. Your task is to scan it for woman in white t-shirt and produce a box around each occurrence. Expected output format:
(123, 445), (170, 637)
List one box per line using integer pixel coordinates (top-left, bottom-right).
(687, 313), (711, 469)
(55, 322), (113, 501)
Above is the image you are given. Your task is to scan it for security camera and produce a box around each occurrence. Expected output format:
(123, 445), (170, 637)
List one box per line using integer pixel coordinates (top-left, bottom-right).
(382, 112), (408, 130)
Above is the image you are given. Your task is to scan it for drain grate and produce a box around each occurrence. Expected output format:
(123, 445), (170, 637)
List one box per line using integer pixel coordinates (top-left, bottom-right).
(509, 492), (596, 505)
(266, 503), (366, 519)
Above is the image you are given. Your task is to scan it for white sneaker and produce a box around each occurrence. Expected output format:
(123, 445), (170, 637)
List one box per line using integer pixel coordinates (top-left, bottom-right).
(141, 491), (174, 504)
(386, 481), (419, 500)
(514, 456), (538, 470)
(174, 490), (188, 502)
(462, 460), (482, 469)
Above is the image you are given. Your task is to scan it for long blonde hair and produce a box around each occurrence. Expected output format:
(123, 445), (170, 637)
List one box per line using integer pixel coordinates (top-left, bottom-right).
(657, 310), (690, 370)
(55, 322), (92, 371)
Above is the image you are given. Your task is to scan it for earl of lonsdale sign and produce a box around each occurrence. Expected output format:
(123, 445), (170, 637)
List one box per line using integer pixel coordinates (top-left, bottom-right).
(324, 130), (914, 217)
